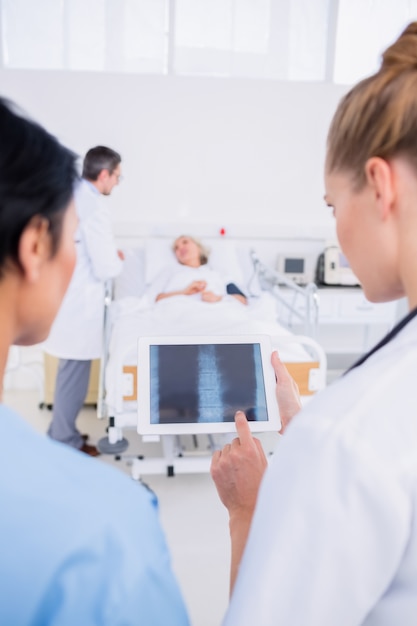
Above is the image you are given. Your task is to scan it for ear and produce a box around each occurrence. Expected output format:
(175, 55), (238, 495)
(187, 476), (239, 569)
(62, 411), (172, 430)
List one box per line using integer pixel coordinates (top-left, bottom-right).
(94, 169), (109, 193)
(18, 217), (51, 283)
(97, 168), (108, 181)
(364, 157), (395, 221)
(96, 168), (111, 185)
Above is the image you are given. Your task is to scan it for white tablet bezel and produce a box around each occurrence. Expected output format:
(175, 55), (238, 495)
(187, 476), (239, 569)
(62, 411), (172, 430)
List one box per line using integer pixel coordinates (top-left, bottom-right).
(137, 334), (281, 435)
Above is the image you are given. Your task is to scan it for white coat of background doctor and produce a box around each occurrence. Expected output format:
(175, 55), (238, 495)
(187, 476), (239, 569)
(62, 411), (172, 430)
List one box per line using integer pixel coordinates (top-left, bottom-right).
(44, 146), (124, 456)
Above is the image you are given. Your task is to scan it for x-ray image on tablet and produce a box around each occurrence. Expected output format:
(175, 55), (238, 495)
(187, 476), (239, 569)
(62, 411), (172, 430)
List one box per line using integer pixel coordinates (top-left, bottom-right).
(137, 335), (280, 435)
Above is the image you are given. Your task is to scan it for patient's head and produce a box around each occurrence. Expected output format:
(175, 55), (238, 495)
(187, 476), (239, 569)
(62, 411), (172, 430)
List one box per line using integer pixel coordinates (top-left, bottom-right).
(173, 235), (209, 267)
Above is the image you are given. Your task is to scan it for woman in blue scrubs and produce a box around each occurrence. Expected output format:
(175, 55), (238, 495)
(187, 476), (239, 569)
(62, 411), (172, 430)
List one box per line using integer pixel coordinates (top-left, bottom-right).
(0, 99), (189, 625)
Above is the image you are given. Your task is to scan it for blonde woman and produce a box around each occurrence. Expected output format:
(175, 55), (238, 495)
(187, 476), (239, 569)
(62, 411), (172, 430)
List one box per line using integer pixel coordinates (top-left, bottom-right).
(154, 234), (247, 305)
(212, 22), (417, 625)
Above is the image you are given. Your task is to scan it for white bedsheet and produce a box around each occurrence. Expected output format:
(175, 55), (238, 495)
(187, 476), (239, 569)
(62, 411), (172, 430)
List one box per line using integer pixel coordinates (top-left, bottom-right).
(104, 294), (313, 415)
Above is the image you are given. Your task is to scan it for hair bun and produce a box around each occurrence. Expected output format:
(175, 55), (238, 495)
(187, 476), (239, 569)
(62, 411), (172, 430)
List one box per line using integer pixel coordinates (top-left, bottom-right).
(381, 22), (417, 72)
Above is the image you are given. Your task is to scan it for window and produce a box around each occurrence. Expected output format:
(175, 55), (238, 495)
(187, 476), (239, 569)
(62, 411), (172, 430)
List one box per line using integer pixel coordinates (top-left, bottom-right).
(1, 0), (168, 73)
(1, 0), (416, 84)
(2, 0), (64, 69)
(334, 0), (417, 84)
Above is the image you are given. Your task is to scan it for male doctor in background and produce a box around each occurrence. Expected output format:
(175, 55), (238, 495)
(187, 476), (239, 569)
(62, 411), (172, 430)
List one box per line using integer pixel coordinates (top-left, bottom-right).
(44, 146), (124, 456)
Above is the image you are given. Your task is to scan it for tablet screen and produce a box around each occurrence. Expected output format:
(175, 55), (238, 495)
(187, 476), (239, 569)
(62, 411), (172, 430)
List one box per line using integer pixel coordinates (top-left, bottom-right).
(150, 343), (267, 424)
(137, 335), (280, 434)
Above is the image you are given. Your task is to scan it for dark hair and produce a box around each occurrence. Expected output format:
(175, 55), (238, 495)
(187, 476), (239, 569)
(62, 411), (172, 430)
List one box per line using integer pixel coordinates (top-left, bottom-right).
(327, 21), (417, 189)
(82, 146), (121, 181)
(0, 98), (78, 277)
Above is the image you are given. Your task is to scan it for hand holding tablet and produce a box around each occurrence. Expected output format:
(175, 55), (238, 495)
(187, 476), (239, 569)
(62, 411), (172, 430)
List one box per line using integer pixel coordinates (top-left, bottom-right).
(137, 334), (281, 435)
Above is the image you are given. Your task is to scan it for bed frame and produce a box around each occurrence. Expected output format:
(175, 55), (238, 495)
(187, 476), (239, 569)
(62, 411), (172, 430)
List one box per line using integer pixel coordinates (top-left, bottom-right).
(96, 245), (326, 478)
(248, 249), (319, 338)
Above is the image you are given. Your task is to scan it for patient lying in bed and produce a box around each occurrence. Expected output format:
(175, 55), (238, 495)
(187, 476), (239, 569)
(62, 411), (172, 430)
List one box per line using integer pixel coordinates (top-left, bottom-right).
(151, 235), (247, 306)
(105, 236), (315, 414)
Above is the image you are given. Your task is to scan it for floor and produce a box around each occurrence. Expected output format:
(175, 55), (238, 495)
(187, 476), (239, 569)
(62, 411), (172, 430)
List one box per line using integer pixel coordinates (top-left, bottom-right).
(4, 368), (342, 625)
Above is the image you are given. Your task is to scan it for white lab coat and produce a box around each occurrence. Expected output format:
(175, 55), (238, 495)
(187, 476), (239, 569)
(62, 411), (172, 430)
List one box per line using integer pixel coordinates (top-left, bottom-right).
(224, 311), (417, 626)
(44, 179), (122, 360)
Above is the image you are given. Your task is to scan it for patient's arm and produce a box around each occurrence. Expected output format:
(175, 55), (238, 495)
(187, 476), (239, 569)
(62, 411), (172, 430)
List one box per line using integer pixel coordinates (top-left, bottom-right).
(226, 282), (247, 305)
(230, 293), (247, 305)
(155, 280), (207, 301)
(201, 290), (247, 304)
(201, 290), (222, 302)
(200, 281), (248, 304)
(211, 412), (268, 594)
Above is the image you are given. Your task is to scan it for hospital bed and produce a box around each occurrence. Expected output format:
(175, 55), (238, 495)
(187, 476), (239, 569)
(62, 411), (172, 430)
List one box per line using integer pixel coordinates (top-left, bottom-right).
(97, 236), (327, 478)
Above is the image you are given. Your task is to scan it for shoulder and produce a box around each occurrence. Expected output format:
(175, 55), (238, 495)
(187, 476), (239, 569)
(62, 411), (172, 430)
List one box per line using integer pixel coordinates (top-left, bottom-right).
(74, 179), (101, 218)
(278, 331), (417, 483)
(74, 178), (96, 200)
(0, 408), (188, 624)
(1, 406), (159, 528)
(196, 264), (219, 277)
(151, 264), (178, 284)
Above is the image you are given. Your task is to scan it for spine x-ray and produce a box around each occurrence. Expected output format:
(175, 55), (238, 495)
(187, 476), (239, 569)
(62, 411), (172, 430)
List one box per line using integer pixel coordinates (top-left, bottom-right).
(149, 343), (268, 424)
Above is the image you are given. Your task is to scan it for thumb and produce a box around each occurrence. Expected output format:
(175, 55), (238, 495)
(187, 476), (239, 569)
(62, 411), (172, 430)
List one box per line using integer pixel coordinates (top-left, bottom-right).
(271, 350), (290, 382)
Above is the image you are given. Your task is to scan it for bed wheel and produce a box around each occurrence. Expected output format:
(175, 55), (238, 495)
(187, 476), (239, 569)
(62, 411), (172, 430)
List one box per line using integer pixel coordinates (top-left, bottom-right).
(97, 435), (129, 455)
(167, 465), (175, 477)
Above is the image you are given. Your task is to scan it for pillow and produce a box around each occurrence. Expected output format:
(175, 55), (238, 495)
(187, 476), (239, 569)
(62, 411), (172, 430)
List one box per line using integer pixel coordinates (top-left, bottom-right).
(114, 247), (146, 299)
(144, 237), (245, 287)
(207, 239), (245, 287)
(144, 238), (178, 284)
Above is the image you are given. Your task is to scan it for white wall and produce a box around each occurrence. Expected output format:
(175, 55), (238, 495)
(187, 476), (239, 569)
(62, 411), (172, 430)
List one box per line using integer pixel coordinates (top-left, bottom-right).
(0, 69), (349, 240)
(2, 69), (352, 389)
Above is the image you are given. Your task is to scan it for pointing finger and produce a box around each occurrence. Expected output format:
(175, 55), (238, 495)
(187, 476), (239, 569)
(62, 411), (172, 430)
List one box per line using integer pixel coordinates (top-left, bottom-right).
(234, 411), (253, 446)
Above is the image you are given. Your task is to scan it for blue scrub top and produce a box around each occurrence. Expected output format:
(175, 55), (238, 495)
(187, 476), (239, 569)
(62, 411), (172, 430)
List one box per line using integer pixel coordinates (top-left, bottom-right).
(0, 405), (189, 625)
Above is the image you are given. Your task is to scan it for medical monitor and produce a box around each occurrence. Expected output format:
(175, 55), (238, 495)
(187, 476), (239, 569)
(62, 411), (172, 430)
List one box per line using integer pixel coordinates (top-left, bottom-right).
(137, 334), (280, 435)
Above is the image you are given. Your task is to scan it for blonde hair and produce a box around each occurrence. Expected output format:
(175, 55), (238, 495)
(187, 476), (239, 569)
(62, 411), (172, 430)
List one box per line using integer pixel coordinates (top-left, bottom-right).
(327, 22), (417, 189)
(172, 235), (210, 265)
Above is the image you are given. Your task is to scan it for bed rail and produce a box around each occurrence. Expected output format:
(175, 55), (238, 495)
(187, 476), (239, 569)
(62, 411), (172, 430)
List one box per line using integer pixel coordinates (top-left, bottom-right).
(97, 278), (114, 420)
(249, 249), (319, 339)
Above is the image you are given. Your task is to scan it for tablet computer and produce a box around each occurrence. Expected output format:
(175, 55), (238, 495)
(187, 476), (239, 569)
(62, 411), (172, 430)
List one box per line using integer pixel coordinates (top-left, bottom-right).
(137, 334), (280, 435)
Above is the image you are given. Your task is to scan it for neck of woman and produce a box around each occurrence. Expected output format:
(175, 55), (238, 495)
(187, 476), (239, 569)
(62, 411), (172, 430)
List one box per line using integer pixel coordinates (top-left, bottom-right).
(0, 280), (20, 401)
